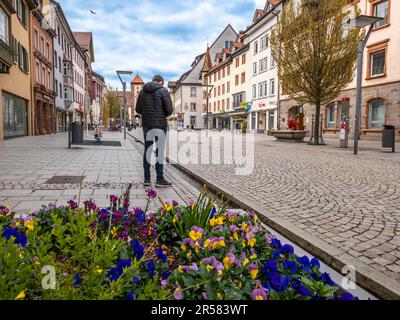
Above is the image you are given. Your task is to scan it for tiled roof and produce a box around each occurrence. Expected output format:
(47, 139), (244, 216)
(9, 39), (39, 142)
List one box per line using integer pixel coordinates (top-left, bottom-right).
(131, 74), (144, 84)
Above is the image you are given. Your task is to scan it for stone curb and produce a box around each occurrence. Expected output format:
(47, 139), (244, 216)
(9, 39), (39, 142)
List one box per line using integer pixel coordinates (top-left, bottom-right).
(128, 132), (400, 300)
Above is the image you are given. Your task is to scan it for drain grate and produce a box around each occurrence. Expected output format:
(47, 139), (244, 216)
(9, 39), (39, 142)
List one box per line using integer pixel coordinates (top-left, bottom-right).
(45, 176), (85, 184)
(79, 140), (122, 147)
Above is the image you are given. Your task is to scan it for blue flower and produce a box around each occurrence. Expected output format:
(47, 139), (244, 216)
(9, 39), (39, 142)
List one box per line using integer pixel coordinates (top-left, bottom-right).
(133, 276), (140, 284)
(283, 260), (299, 274)
(310, 258), (320, 269)
(147, 260), (155, 277)
(162, 271), (171, 280)
(210, 207), (217, 219)
(156, 248), (168, 263)
(270, 274), (290, 292)
(297, 256), (310, 272)
(321, 273), (335, 286)
(137, 211), (146, 224)
(108, 259), (132, 282)
(292, 278), (311, 297)
(73, 274), (81, 288)
(280, 244), (294, 256)
(339, 292), (358, 300)
(125, 292), (135, 300)
(131, 239), (145, 260)
(3, 228), (18, 240)
(262, 259), (278, 278)
(272, 250), (281, 260)
(271, 238), (282, 249)
(15, 233), (27, 248)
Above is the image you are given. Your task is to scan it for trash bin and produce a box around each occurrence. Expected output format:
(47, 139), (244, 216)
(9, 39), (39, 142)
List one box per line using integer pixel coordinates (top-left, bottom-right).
(71, 122), (83, 144)
(382, 125), (395, 152)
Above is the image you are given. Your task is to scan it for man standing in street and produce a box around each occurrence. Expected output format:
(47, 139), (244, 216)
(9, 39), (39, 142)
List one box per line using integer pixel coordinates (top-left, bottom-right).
(136, 75), (173, 188)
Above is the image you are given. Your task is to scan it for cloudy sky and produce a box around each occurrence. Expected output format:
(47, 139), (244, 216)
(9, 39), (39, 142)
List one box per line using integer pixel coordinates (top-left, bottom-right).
(58, 0), (267, 90)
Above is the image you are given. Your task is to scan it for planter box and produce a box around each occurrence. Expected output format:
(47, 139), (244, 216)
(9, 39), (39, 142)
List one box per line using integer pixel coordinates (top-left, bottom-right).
(272, 130), (308, 143)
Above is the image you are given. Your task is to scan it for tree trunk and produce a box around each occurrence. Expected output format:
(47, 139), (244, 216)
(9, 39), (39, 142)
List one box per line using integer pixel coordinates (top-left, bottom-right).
(312, 100), (321, 145)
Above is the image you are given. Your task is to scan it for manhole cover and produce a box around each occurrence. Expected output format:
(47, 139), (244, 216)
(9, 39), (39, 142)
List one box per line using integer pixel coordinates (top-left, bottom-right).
(79, 141), (122, 147)
(45, 176), (85, 184)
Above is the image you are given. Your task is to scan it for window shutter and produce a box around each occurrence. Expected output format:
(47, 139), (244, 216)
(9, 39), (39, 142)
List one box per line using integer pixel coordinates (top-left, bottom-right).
(18, 42), (22, 69)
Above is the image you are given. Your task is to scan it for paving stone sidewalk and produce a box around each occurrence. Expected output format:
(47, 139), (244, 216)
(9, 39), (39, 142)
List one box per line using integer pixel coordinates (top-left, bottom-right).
(131, 129), (400, 299)
(0, 131), (200, 215)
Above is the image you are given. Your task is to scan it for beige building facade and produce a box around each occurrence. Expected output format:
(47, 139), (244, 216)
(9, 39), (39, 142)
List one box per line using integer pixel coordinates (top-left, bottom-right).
(1, 0), (36, 141)
(280, 0), (400, 141)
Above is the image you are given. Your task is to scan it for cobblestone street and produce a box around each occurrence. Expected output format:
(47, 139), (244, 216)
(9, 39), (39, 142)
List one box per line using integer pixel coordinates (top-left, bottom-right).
(0, 131), (199, 215)
(131, 129), (400, 298)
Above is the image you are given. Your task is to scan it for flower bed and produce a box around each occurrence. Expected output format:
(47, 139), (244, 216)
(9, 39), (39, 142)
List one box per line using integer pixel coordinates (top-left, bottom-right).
(0, 186), (358, 300)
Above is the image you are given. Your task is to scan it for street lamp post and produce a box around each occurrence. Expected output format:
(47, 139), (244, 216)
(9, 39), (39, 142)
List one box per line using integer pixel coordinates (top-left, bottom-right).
(349, 15), (383, 155)
(204, 85), (214, 137)
(116, 70), (133, 140)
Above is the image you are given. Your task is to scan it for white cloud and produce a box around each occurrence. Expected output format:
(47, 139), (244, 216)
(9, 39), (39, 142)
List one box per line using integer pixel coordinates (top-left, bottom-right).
(59, 0), (260, 89)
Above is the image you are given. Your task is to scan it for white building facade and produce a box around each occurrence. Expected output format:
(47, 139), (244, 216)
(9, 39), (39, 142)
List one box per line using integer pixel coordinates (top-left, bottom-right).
(245, 1), (283, 133)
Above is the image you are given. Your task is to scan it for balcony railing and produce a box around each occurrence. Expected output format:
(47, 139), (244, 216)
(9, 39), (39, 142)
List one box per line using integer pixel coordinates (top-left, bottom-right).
(0, 36), (14, 73)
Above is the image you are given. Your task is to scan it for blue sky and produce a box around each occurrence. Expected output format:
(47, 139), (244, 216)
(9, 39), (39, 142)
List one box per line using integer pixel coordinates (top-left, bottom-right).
(58, 0), (266, 90)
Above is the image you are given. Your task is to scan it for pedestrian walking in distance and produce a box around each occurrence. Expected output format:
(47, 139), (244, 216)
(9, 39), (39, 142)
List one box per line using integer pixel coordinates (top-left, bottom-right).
(136, 75), (173, 188)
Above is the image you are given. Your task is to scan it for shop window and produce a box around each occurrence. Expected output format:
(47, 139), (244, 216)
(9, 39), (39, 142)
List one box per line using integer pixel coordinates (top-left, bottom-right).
(326, 103), (335, 128)
(368, 98), (385, 129)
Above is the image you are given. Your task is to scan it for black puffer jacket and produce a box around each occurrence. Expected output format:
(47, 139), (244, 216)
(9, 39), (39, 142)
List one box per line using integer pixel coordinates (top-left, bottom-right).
(136, 82), (174, 129)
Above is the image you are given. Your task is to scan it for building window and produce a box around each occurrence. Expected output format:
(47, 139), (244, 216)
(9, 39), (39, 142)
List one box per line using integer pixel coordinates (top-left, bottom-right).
(33, 29), (39, 49)
(218, 86), (220, 96)
(190, 103), (196, 112)
(254, 41), (258, 55)
(48, 70), (51, 89)
(214, 73), (217, 82)
(0, 7), (9, 45)
(222, 67), (225, 78)
(60, 83), (63, 99)
(241, 72), (245, 84)
(235, 75), (239, 86)
(261, 34), (269, 51)
(46, 43), (50, 60)
(18, 44), (28, 73)
(218, 69), (221, 80)
(242, 54), (246, 65)
(35, 62), (40, 82)
(270, 79), (275, 96)
(213, 88), (216, 98)
(222, 99), (225, 110)
(235, 58), (240, 68)
(17, 0), (27, 26)
(259, 57), (268, 73)
(372, 0), (389, 29)
(326, 103), (335, 128)
(227, 82), (230, 93)
(368, 98), (385, 128)
(271, 56), (276, 68)
(190, 116), (197, 126)
(222, 84), (225, 95)
(370, 50), (385, 77)
(227, 98), (230, 110)
(253, 62), (257, 75)
(2, 91), (28, 138)
(40, 36), (44, 54)
(42, 67), (46, 85)
(227, 65), (230, 76)
(190, 87), (197, 97)
(253, 85), (257, 99)
(55, 80), (58, 95)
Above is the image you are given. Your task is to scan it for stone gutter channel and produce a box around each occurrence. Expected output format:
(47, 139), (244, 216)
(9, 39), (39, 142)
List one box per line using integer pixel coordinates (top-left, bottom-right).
(127, 133), (384, 300)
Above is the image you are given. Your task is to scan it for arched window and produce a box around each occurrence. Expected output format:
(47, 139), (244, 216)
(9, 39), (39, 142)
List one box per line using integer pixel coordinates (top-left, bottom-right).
(368, 99), (385, 129)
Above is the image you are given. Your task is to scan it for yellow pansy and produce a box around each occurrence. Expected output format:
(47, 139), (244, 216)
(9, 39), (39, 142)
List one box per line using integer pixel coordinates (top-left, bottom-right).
(24, 219), (34, 230)
(180, 244), (187, 252)
(172, 216), (178, 223)
(233, 232), (239, 241)
(242, 240), (247, 248)
(217, 270), (224, 278)
(217, 292), (224, 299)
(15, 221), (20, 228)
(15, 290), (26, 300)
(206, 265), (213, 272)
(223, 257), (232, 270)
(178, 266), (184, 273)
(164, 203), (172, 212)
(238, 281), (243, 289)
(242, 258), (250, 267)
(111, 227), (118, 237)
(250, 269), (259, 280)
(204, 239), (211, 249)
(189, 231), (202, 241)
(248, 238), (256, 248)
(96, 268), (103, 274)
(255, 295), (264, 300)
(250, 253), (258, 260)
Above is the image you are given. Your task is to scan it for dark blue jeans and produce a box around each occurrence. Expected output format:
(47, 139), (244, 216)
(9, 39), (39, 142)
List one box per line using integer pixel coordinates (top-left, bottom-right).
(143, 128), (167, 181)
